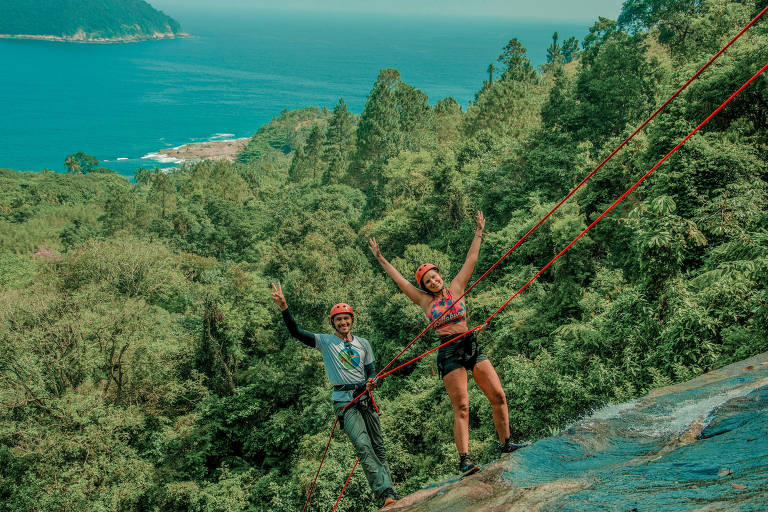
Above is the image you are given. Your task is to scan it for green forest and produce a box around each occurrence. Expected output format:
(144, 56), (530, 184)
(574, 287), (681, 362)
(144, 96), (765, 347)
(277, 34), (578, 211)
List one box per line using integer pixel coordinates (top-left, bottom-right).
(0, 0), (181, 39)
(1, 0), (767, 510)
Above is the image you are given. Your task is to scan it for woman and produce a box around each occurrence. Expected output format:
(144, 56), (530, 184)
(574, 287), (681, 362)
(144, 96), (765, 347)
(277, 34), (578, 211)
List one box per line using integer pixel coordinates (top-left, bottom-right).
(369, 211), (523, 475)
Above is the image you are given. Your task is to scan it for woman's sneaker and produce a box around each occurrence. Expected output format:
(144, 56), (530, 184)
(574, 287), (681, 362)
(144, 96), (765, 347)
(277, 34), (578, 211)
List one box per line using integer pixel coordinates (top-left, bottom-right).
(458, 453), (479, 476)
(498, 437), (526, 453)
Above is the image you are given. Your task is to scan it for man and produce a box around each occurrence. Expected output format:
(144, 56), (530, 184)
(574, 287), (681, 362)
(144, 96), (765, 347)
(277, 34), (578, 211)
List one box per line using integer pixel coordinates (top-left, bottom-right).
(271, 282), (399, 508)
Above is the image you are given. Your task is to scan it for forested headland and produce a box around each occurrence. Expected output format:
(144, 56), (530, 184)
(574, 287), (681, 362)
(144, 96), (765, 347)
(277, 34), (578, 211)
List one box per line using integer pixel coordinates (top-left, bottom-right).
(1, 1), (767, 510)
(0, 0), (184, 42)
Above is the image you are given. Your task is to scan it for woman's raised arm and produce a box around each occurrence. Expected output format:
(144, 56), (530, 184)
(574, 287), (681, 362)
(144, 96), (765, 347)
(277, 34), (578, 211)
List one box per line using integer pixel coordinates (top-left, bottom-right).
(452, 211), (485, 292)
(369, 237), (429, 307)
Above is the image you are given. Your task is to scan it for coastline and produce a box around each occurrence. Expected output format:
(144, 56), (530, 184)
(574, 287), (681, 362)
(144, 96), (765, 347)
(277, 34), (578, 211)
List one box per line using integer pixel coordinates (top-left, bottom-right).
(0, 32), (192, 43)
(146, 137), (251, 164)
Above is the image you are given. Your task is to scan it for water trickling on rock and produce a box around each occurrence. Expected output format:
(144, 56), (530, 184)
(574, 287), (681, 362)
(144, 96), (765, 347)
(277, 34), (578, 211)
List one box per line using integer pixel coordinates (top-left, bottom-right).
(388, 352), (768, 511)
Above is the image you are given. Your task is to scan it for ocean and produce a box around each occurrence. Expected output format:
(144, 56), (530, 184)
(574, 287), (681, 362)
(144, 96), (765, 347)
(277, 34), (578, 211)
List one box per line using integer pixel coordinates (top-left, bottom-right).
(0, 8), (588, 177)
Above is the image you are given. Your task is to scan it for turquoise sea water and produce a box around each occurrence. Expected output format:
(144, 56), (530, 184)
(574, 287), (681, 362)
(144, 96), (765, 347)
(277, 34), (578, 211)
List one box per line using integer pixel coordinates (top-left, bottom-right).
(0, 8), (588, 177)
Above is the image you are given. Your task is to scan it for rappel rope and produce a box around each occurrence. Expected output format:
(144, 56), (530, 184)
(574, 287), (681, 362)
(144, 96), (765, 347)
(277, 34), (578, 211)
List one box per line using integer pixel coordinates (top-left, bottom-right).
(333, 57), (768, 512)
(331, 458), (358, 512)
(375, 2), (768, 381)
(301, 417), (340, 512)
(301, 7), (768, 510)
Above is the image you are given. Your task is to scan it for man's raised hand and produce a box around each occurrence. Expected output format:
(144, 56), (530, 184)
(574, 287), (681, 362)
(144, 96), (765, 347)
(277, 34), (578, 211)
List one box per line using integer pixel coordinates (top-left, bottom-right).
(271, 282), (288, 311)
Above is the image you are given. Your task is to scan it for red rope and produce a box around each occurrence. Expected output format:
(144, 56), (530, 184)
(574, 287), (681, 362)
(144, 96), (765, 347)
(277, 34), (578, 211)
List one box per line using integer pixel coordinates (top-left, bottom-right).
(483, 60), (768, 326)
(332, 59), (768, 511)
(370, 392), (380, 414)
(374, 3), (768, 379)
(331, 458), (359, 512)
(305, 10), (768, 509)
(301, 417), (340, 512)
(378, 325), (485, 380)
(338, 328), (483, 416)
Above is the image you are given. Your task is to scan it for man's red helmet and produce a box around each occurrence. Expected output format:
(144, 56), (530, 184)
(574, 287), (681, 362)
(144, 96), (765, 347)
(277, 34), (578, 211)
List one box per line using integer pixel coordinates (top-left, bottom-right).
(329, 303), (355, 322)
(415, 263), (439, 289)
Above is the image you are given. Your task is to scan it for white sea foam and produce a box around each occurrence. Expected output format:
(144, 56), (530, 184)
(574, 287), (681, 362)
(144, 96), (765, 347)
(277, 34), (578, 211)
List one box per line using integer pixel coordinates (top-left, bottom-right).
(141, 152), (184, 164)
(212, 133), (235, 138)
(116, 157), (128, 161)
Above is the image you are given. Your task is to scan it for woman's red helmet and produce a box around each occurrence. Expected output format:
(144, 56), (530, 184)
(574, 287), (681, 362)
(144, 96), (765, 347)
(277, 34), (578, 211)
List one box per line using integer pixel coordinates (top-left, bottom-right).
(329, 303), (355, 323)
(415, 263), (439, 289)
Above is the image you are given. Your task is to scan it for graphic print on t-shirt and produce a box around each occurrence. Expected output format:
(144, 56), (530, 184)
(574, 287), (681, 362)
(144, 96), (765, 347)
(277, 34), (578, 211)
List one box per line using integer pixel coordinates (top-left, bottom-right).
(338, 348), (361, 370)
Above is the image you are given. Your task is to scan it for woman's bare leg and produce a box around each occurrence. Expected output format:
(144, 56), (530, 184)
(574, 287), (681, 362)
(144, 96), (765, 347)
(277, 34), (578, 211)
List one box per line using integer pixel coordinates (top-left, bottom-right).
(442, 367), (470, 453)
(472, 359), (510, 443)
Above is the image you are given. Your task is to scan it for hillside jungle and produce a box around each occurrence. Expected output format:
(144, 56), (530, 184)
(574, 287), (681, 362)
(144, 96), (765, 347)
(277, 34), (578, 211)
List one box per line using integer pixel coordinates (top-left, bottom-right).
(1, 1), (767, 510)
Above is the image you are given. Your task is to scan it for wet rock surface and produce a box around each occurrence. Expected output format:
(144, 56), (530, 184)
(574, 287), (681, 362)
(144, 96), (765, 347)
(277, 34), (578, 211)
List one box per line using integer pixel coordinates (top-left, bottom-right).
(385, 352), (768, 511)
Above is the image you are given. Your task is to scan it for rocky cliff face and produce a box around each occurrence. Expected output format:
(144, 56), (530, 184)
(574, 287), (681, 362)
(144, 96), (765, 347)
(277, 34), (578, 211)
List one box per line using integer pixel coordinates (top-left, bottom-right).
(385, 352), (768, 511)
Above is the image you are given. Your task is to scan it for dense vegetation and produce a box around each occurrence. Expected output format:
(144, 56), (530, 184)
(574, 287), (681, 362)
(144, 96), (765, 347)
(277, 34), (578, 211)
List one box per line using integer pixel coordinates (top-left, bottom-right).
(1, 1), (767, 510)
(0, 0), (182, 40)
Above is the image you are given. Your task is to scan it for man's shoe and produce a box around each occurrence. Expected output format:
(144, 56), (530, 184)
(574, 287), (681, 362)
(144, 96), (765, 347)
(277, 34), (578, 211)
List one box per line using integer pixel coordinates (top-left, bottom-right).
(382, 489), (399, 507)
(499, 437), (526, 453)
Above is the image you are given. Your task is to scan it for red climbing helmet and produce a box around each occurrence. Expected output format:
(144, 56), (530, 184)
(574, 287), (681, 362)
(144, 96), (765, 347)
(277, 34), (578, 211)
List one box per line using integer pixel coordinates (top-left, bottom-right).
(329, 303), (355, 322)
(415, 263), (439, 289)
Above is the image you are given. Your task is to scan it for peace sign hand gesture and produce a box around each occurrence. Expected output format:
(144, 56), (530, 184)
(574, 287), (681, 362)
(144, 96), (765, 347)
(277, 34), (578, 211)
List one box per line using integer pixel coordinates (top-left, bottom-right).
(271, 282), (288, 311)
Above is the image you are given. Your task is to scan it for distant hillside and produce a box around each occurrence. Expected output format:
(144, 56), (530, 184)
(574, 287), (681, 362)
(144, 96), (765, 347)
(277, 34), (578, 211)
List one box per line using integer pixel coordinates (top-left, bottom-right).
(0, 0), (186, 42)
(236, 106), (334, 164)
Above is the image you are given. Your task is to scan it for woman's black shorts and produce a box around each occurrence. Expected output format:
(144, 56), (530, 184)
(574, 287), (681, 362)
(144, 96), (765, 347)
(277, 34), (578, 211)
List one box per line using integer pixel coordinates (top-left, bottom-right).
(436, 331), (488, 378)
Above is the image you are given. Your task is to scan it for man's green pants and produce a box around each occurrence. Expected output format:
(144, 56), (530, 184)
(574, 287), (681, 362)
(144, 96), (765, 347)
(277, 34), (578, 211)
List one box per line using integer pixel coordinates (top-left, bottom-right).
(334, 400), (394, 499)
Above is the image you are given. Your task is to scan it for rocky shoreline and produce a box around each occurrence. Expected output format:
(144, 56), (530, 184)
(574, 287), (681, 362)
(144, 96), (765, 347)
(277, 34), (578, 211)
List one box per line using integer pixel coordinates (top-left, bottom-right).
(0, 31), (191, 43)
(150, 137), (251, 163)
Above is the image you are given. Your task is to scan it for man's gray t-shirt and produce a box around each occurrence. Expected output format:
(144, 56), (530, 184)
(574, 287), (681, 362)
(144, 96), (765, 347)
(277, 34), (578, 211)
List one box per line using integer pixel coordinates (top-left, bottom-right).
(313, 333), (375, 403)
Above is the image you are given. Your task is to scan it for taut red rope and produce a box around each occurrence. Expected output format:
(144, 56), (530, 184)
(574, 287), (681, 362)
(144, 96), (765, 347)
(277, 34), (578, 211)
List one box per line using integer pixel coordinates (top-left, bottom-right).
(301, 417), (339, 512)
(331, 458), (358, 512)
(374, 3), (768, 380)
(484, 60), (768, 325)
(304, 8), (768, 509)
(330, 59), (768, 512)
